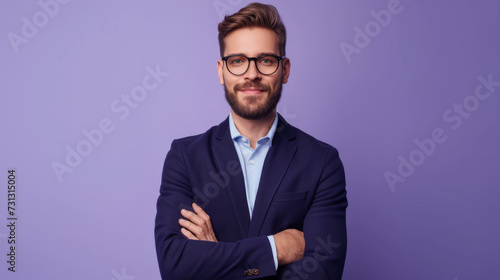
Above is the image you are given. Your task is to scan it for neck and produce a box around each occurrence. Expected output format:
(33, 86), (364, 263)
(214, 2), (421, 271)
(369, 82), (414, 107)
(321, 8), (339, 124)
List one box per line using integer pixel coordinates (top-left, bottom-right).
(231, 110), (276, 149)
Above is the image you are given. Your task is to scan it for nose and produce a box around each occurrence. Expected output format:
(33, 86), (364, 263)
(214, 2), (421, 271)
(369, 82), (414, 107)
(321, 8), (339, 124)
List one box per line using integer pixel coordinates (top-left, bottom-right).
(244, 59), (261, 80)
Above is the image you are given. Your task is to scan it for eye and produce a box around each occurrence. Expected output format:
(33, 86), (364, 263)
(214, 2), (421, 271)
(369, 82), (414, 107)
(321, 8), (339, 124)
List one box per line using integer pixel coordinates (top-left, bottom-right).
(229, 56), (246, 66)
(258, 56), (276, 66)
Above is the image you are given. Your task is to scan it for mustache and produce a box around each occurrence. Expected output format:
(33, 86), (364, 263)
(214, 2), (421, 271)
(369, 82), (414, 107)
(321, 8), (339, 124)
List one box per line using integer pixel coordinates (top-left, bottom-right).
(234, 82), (270, 92)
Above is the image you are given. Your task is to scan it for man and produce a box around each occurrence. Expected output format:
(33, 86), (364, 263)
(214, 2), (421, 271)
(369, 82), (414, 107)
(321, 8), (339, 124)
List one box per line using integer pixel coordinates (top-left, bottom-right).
(155, 3), (347, 279)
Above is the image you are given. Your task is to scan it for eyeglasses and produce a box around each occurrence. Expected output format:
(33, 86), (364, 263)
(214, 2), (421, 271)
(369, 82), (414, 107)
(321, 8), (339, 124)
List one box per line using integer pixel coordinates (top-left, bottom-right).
(221, 54), (285, 76)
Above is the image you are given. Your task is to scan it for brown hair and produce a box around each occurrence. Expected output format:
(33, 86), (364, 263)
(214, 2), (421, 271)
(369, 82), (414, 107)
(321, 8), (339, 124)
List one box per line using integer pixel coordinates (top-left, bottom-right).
(218, 3), (287, 57)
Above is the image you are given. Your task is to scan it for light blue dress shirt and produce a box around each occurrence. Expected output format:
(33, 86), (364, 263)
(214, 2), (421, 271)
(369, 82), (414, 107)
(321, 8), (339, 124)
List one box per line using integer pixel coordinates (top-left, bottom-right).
(229, 113), (279, 270)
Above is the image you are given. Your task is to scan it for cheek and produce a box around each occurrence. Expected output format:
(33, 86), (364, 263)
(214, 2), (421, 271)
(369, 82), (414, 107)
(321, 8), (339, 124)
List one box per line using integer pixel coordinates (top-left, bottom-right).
(269, 77), (282, 91)
(223, 74), (238, 88)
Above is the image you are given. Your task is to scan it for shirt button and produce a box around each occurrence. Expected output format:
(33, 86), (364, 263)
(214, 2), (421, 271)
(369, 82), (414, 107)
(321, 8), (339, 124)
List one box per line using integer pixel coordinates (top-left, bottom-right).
(242, 138), (247, 142)
(249, 160), (255, 165)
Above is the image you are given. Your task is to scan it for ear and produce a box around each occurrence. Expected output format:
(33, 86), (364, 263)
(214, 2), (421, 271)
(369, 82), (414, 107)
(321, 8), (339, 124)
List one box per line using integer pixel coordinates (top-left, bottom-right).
(217, 59), (225, 85)
(281, 57), (291, 84)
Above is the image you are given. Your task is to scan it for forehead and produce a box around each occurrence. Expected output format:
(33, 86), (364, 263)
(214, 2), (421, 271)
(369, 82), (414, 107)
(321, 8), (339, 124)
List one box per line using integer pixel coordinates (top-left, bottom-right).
(223, 27), (279, 56)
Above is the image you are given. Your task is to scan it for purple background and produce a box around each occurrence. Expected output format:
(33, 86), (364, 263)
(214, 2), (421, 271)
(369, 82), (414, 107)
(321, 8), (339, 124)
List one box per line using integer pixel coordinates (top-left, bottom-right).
(1, 0), (499, 279)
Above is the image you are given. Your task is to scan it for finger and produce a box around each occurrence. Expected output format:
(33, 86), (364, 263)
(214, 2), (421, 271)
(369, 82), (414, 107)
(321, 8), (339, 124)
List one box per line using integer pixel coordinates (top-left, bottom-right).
(180, 227), (198, 240)
(181, 209), (207, 228)
(192, 203), (209, 219)
(192, 203), (213, 231)
(180, 206), (217, 242)
(179, 218), (206, 239)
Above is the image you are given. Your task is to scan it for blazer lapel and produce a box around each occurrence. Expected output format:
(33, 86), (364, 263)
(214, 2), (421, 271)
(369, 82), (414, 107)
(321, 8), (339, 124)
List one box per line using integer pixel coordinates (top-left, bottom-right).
(247, 115), (297, 237)
(212, 118), (251, 237)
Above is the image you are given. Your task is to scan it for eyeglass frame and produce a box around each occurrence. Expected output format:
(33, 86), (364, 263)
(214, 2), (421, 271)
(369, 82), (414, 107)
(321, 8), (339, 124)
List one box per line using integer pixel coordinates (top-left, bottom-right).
(221, 54), (286, 76)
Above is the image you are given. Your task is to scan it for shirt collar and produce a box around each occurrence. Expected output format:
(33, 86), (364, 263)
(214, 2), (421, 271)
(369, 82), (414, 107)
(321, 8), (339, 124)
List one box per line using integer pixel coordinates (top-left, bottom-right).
(229, 113), (279, 146)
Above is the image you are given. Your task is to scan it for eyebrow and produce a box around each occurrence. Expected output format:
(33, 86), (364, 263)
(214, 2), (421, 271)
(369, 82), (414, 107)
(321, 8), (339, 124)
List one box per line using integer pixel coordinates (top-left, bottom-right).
(224, 52), (280, 57)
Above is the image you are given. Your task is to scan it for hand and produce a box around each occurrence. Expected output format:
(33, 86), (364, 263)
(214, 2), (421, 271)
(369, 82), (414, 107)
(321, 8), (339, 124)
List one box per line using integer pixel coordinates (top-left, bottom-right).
(274, 229), (305, 266)
(179, 203), (218, 242)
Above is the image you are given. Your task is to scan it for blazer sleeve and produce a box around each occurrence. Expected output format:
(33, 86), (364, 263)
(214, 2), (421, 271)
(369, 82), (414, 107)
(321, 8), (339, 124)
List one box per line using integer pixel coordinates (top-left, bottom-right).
(279, 147), (348, 280)
(155, 140), (276, 280)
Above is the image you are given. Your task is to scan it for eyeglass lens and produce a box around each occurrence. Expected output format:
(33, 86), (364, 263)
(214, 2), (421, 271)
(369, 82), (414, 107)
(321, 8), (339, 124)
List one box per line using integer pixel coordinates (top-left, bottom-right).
(226, 55), (280, 75)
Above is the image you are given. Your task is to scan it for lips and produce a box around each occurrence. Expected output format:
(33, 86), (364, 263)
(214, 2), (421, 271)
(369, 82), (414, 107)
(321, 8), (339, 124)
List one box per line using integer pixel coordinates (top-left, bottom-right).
(234, 83), (269, 95)
(239, 88), (265, 94)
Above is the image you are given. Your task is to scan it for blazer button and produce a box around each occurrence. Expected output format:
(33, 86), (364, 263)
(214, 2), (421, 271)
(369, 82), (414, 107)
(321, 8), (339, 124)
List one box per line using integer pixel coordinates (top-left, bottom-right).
(244, 268), (253, 276)
(252, 268), (259, 275)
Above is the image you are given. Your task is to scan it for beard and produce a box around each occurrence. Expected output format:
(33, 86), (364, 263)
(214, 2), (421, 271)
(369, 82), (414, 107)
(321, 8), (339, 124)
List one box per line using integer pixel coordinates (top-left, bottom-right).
(224, 81), (282, 120)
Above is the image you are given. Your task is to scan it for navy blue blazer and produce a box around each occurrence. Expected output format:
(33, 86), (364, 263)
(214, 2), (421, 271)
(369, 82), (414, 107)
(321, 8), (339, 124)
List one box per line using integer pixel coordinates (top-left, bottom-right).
(155, 114), (347, 280)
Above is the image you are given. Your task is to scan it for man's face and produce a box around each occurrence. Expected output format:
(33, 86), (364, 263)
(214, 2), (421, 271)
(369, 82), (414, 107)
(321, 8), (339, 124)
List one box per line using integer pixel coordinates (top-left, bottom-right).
(217, 27), (290, 120)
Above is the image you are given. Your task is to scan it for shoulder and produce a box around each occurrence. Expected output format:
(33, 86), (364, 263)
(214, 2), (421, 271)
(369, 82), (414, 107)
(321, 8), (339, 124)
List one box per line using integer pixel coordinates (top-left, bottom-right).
(294, 126), (340, 161)
(171, 117), (229, 150)
(279, 115), (339, 155)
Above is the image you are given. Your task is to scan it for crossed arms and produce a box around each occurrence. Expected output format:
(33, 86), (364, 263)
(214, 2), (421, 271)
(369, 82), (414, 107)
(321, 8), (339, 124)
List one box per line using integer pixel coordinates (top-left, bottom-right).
(155, 139), (347, 279)
(179, 202), (305, 266)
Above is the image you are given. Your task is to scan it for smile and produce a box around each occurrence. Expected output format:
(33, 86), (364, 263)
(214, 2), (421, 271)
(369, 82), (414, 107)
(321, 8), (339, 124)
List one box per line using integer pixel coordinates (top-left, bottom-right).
(238, 88), (266, 95)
